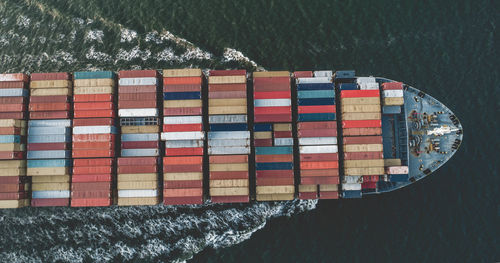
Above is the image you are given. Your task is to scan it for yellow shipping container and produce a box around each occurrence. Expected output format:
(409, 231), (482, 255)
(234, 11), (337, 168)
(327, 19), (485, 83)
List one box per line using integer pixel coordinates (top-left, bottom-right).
(209, 98), (247, 106)
(209, 163), (248, 172)
(344, 167), (385, 176)
(273, 123), (292, 131)
(341, 97), (381, 105)
(0, 119), (25, 128)
(209, 179), (248, 188)
(209, 75), (246, 84)
(162, 68), (202, 77)
(256, 193), (294, 201)
(74, 86), (114, 95)
(117, 197), (159, 206)
(343, 144), (384, 152)
(341, 104), (381, 113)
(383, 97), (404, 106)
(0, 143), (24, 151)
(164, 99), (202, 108)
(254, 131), (272, 139)
(319, 184), (338, 192)
(299, 184), (317, 192)
(209, 187), (249, 196)
(342, 112), (382, 120)
(0, 168), (26, 176)
(30, 80), (72, 89)
(164, 172), (203, 181)
(27, 167), (69, 176)
(118, 173), (157, 182)
(384, 158), (402, 166)
(121, 125), (159, 134)
(344, 159), (385, 168)
(0, 199), (29, 209)
(117, 181), (158, 190)
(31, 175), (70, 183)
(32, 182), (70, 191)
(30, 88), (72, 96)
(209, 106), (247, 115)
(256, 185), (294, 195)
(253, 71), (290, 78)
(74, 78), (115, 87)
(0, 160), (26, 168)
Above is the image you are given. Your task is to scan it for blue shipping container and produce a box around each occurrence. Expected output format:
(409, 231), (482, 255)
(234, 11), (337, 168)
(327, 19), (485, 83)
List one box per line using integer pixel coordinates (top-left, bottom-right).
(298, 113), (336, 122)
(383, 105), (402, 114)
(256, 162), (293, 170)
(390, 174), (409, 182)
(335, 70), (356, 79)
(296, 83), (334, 91)
(339, 83), (358, 90)
(253, 123), (273, 132)
(27, 150), (71, 159)
(255, 146), (293, 155)
(0, 135), (21, 143)
(74, 71), (115, 79)
(297, 90), (335, 99)
(27, 135), (71, 143)
(28, 159), (71, 168)
(209, 123), (248, 131)
(298, 98), (335, 106)
(163, 92), (201, 100)
(342, 190), (362, 198)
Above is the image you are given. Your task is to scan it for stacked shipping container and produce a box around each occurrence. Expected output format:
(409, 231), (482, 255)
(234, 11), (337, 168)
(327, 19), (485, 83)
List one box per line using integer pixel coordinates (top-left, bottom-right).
(117, 70), (160, 206)
(27, 73), (72, 207)
(295, 71), (340, 199)
(71, 71), (117, 207)
(207, 70), (250, 203)
(0, 74), (30, 208)
(161, 69), (204, 205)
(253, 71), (294, 201)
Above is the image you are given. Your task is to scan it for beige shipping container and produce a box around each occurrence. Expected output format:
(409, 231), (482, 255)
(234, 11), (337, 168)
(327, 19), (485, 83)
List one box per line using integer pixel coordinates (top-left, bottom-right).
(209, 98), (247, 107)
(30, 80), (72, 89)
(32, 182), (70, 191)
(253, 71), (290, 78)
(342, 112), (382, 120)
(31, 175), (70, 183)
(341, 104), (381, 113)
(74, 86), (114, 95)
(0, 168), (26, 176)
(384, 158), (402, 166)
(74, 79), (115, 87)
(118, 173), (157, 182)
(164, 99), (202, 108)
(0, 199), (29, 209)
(256, 185), (294, 195)
(117, 181), (158, 190)
(210, 187), (249, 196)
(344, 159), (385, 168)
(273, 123), (292, 131)
(117, 197), (159, 206)
(0, 119), (26, 128)
(299, 184), (317, 192)
(0, 160), (26, 168)
(210, 179), (248, 188)
(209, 163), (248, 172)
(254, 131), (272, 139)
(256, 193), (294, 201)
(209, 75), (246, 84)
(319, 184), (339, 192)
(27, 167), (69, 176)
(163, 68), (202, 77)
(343, 144), (384, 152)
(383, 97), (404, 106)
(209, 106), (247, 115)
(31, 88), (72, 96)
(344, 167), (385, 176)
(341, 97), (381, 105)
(164, 172), (203, 181)
(0, 143), (24, 151)
(121, 125), (159, 134)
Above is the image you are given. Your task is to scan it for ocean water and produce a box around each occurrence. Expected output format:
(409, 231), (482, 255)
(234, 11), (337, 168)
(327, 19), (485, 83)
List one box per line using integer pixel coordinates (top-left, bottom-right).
(0, 0), (498, 262)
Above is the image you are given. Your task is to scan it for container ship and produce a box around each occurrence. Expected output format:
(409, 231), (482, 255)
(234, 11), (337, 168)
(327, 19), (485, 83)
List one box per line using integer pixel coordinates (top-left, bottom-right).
(0, 69), (463, 208)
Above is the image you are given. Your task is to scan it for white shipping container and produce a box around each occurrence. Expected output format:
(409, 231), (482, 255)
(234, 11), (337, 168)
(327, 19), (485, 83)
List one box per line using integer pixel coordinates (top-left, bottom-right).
(118, 189), (159, 198)
(342, 176), (363, 184)
(119, 77), (157, 86)
(385, 166), (409, 174)
(0, 88), (28, 97)
(28, 119), (71, 127)
(313, 71), (333, 77)
(208, 139), (249, 147)
(296, 77), (331, 84)
(163, 116), (202, 124)
(28, 126), (71, 135)
(299, 145), (338, 154)
(208, 131), (250, 139)
(32, 190), (70, 199)
(121, 133), (158, 142)
(165, 140), (204, 148)
(161, 131), (204, 141)
(299, 137), (337, 145)
(254, 99), (291, 107)
(72, 126), (116, 134)
(121, 148), (159, 157)
(208, 146), (250, 155)
(209, 115), (247, 124)
(28, 135), (70, 143)
(356, 77), (377, 84)
(118, 108), (158, 117)
(383, 90), (404, 98)
(274, 138), (294, 146)
(342, 183), (362, 191)
(359, 82), (380, 90)
(27, 150), (71, 159)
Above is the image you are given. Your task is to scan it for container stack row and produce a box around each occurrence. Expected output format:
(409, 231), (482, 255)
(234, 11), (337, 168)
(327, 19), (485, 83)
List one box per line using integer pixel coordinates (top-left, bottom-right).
(381, 82), (404, 114)
(295, 71), (340, 199)
(208, 70), (250, 203)
(71, 71), (117, 207)
(117, 70), (160, 206)
(28, 73), (72, 207)
(339, 76), (384, 198)
(161, 69), (204, 205)
(253, 71), (294, 201)
(0, 74), (29, 208)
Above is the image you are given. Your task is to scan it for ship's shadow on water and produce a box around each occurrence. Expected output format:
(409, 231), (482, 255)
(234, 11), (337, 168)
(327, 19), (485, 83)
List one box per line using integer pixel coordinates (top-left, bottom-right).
(0, 200), (316, 262)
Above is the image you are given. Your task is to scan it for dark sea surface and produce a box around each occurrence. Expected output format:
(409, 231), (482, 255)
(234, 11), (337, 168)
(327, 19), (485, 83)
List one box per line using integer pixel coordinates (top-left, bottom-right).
(0, 0), (498, 262)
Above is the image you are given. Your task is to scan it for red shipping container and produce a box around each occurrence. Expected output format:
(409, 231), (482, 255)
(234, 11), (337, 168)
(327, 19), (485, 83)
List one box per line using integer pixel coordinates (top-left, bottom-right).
(0, 104), (25, 112)
(30, 95), (69, 103)
(298, 129), (337, 137)
(119, 100), (156, 109)
(253, 84), (291, 92)
(298, 121), (337, 130)
(0, 183), (24, 192)
(253, 91), (291, 99)
(382, 82), (403, 90)
(118, 70), (158, 78)
(163, 107), (203, 116)
(74, 102), (113, 111)
(208, 84), (246, 92)
(164, 164), (203, 173)
(209, 70), (246, 76)
(319, 191), (339, 199)
(164, 180), (203, 189)
(362, 182), (377, 189)
(301, 176), (339, 185)
(343, 136), (383, 144)
(73, 94), (113, 103)
(298, 192), (317, 200)
(30, 72), (70, 80)
(31, 198), (69, 207)
(0, 97), (26, 104)
(73, 118), (115, 126)
(30, 111), (70, 119)
(118, 85), (157, 93)
(209, 171), (248, 180)
(0, 112), (25, 120)
(118, 156), (157, 167)
(73, 110), (115, 119)
(254, 114), (292, 123)
(117, 165), (157, 174)
(254, 76), (289, 85)
(0, 176), (23, 184)
(255, 154), (293, 163)
(163, 77), (202, 85)
(165, 147), (203, 156)
(298, 105), (336, 114)
(210, 196), (249, 203)
(0, 192), (28, 200)
(163, 84), (201, 92)
(343, 151), (384, 160)
(0, 82), (25, 89)
(72, 174), (112, 183)
(256, 177), (294, 186)
(0, 73), (29, 82)
(121, 141), (158, 149)
(342, 120), (382, 128)
(363, 175), (379, 182)
(163, 124), (202, 132)
(300, 153), (338, 162)
(72, 141), (114, 150)
(254, 106), (291, 115)
(164, 156), (202, 165)
(0, 127), (22, 135)
(342, 127), (382, 136)
(274, 131), (292, 138)
(301, 169), (339, 177)
(72, 166), (112, 175)
(209, 155), (248, 163)
(164, 196), (203, 205)
(0, 151), (24, 159)
(254, 139), (272, 147)
(73, 134), (115, 142)
(71, 182), (111, 191)
(163, 188), (203, 197)
(71, 198), (111, 207)
(300, 161), (338, 169)
(29, 103), (69, 112)
(293, 71), (313, 78)
(119, 92), (157, 101)
(256, 170), (294, 178)
(74, 158), (114, 167)
(208, 91), (246, 99)
(28, 143), (68, 151)
(72, 150), (114, 158)
(341, 90), (380, 98)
